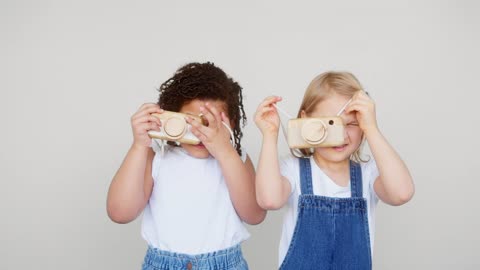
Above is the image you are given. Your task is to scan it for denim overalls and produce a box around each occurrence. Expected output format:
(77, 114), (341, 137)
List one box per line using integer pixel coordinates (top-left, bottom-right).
(142, 244), (248, 270)
(279, 158), (372, 270)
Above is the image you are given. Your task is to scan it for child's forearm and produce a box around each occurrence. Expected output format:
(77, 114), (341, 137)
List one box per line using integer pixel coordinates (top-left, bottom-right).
(366, 128), (415, 205)
(255, 134), (290, 210)
(217, 148), (266, 225)
(107, 144), (153, 223)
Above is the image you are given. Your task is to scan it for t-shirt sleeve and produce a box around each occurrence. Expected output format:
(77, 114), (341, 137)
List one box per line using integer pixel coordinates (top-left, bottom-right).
(150, 139), (163, 154)
(279, 155), (298, 196)
(149, 140), (163, 179)
(363, 158), (380, 202)
(149, 139), (172, 180)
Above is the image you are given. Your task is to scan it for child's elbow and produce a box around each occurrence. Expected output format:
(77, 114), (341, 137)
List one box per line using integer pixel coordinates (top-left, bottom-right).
(106, 204), (136, 224)
(256, 195), (284, 210)
(390, 187), (415, 206)
(243, 210), (267, 225)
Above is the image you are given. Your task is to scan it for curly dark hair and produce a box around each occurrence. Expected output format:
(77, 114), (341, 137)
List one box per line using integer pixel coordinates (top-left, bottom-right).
(157, 62), (247, 156)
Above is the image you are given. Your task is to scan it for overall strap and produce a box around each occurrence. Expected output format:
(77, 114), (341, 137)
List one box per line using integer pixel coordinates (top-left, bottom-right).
(299, 157), (314, 195)
(349, 160), (363, 198)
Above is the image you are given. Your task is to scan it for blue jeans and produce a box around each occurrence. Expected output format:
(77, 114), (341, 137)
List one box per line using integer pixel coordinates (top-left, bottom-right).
(141, 244), (249, 270)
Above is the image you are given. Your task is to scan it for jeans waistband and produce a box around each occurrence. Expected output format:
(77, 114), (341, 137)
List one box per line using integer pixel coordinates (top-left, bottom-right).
(143, 244), (244, 270)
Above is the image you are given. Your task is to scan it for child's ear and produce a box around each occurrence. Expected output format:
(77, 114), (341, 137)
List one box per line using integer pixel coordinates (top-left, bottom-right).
(300, 110), (307, 118)
(221, 111), (235, 128)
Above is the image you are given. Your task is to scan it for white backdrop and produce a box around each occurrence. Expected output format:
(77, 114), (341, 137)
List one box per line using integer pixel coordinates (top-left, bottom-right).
(1, 1), (479, 269)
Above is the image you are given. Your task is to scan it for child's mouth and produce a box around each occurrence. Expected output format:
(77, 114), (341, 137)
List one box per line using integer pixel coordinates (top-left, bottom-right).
(195, 142), (206, 148)
(332, 144), (348, 152)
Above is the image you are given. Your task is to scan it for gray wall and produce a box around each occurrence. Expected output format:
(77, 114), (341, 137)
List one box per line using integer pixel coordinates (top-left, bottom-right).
(1, 0), (479, 269)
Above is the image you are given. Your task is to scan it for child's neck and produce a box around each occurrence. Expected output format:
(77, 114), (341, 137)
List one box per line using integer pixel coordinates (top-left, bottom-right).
(312, 153), (350, 187)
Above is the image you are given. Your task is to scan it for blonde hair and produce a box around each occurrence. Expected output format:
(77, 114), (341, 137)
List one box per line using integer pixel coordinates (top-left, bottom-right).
(294, 71), (369, 163)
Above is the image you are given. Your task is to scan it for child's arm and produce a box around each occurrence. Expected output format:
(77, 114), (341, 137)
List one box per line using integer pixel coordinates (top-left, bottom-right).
(187, 103), (266, 225)
(218, 151), (266, 225)
(107, 103), (163, 223)
(254, 96), (292, 210)
(346, 92), (415, 206)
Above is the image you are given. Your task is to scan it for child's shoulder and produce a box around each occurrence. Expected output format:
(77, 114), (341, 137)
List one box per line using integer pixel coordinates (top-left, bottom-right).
(279, 154), (302, 173)
(280, 153), (299, 163)
(360, 157), (379, 185)
(360, 158), (377, 174)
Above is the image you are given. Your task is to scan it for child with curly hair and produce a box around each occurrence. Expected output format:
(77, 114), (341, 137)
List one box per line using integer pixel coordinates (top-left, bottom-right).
(107, 62), (265, 270)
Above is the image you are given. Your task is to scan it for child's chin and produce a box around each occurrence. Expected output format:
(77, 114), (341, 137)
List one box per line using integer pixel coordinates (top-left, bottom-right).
(315, 148), (353, 162)
(181, 144), (211, 159)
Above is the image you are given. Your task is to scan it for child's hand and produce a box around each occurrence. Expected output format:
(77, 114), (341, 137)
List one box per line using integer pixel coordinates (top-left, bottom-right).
(345, 91), (378, 135)
(254, 96), (282, 136)
(186, 102), (234, 159)
(131, 103), (163, 149)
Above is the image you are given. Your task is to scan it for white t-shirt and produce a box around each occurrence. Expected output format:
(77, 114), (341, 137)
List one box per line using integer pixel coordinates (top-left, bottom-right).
(278, 155), (380, 266)
(141, 142), (250, 255)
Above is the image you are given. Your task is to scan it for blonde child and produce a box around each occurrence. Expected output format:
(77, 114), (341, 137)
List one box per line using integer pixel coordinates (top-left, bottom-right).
(254, 72), (414, 269)
(107, 62), (265, 270)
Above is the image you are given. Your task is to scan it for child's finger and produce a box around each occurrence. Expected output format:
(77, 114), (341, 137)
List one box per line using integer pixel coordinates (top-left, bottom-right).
(137, 103), (162, 115)
(187, 116), (211, 137)
(255, 106), (276, 123)
(257, 97), (280, 113)
(260, 106), (276, 116)
(150, 122), (161, 131)
(355, 92), (373, 103)
(133, 106), (163, 121)
(348, 99), (374, 112)
(148, 115), (162, 126)
(133, 115), (161, 126)
(205, 102), (222, 128)
(267, 95), (282, 102)
(151, 116), (162, 127)
(345, 104), (366, 114)
(260, 96), (282, 108)
(138, 103), (158, 111)
(190, 126), (207, 142)
(256, 97), (281, 118)
(137, 122), (159, 133)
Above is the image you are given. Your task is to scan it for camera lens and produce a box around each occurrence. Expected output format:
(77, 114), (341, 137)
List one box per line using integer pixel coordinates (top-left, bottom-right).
(301, 119), (327, 145)
(164, 116), (186, 139)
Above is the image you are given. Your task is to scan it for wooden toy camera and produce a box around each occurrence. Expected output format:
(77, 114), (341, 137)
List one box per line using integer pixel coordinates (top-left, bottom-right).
(287, 116), (345, 148)
(147, 111), (205, 145)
